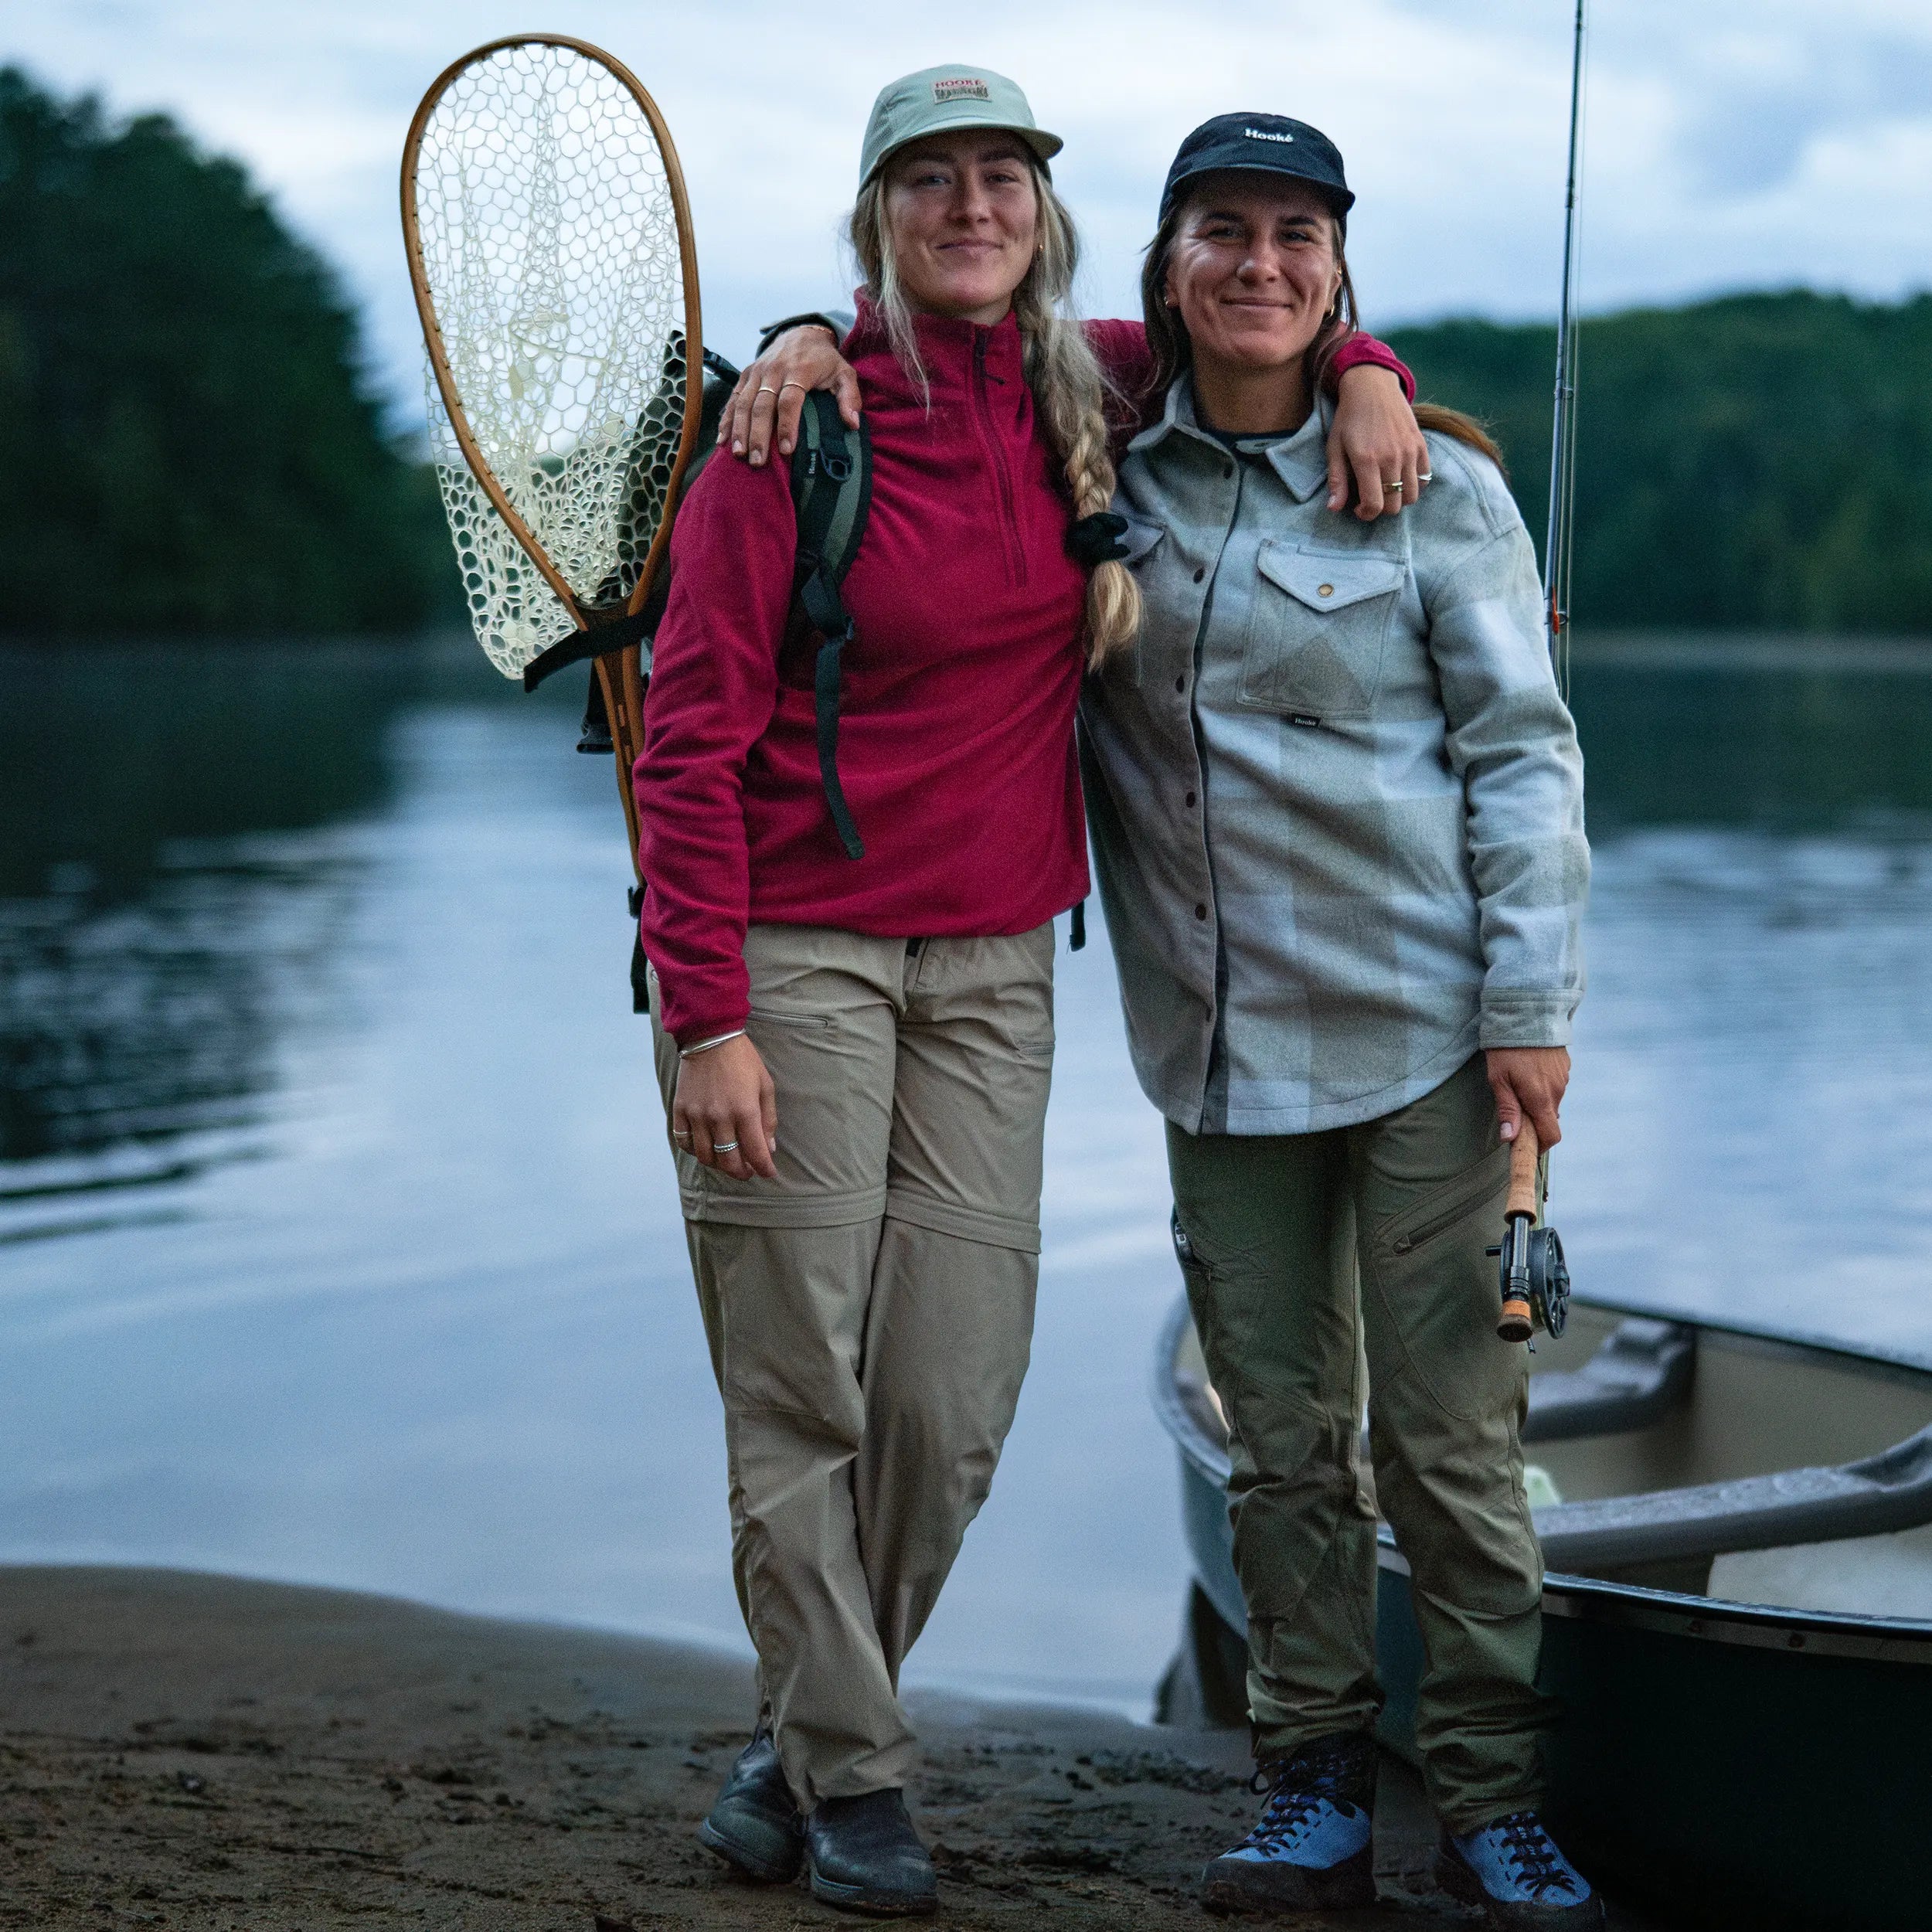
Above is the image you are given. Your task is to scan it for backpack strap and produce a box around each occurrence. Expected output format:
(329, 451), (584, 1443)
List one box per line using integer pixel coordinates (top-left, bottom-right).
(789, 391), (873, 861)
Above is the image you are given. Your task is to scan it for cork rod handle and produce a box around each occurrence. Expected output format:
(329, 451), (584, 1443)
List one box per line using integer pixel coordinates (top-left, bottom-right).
(1505, 1118), (1540, 1219)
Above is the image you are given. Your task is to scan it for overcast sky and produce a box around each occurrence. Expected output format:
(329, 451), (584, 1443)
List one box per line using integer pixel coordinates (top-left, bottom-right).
(13, 1), (1932, 420)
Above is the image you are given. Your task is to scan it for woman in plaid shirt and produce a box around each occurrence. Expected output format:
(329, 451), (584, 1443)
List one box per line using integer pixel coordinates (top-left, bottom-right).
(1080, 115), (1595, 1930)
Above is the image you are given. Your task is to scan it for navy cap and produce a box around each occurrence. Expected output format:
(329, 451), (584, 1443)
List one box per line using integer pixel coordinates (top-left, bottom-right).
(1159, 112), (1354, 225)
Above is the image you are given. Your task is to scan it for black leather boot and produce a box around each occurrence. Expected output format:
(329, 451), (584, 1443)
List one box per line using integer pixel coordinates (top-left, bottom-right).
(805, 1788), (938, 1917)
(696, 1726), (804, 1883)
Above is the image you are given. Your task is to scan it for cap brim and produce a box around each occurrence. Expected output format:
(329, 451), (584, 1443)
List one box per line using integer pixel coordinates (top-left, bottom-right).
(866, 117), (1063, 185)
(1163, 159), (1354, 219)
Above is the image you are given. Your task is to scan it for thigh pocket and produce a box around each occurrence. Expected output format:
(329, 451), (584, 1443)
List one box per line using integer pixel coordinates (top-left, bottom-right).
(1237, 543), (1406, 723)
(1369, 1147), (1519, 1422)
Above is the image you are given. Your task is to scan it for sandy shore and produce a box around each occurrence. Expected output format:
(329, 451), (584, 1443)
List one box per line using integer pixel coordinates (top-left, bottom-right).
(0, 1567), (1659, 1930)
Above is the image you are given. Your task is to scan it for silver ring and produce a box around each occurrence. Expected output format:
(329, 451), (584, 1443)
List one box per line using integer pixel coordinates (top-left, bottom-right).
(1384, 478), (1403, 492)
(713, 1140), (740, 1154)
(1417, 471), (1434, 483)
(755, 385), (777, 397)
(672, 1130), (692, 1145)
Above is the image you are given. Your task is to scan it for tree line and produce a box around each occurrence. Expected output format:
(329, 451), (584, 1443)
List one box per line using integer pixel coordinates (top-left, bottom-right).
(1386, 291), (1932, 636)
(0, 66), (451, 637)
(2, 63), (1927, 640)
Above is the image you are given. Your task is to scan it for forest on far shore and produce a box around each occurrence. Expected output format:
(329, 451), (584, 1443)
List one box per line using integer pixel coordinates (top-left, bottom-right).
(2, 63), (1927, 641)
(0, 67), (452, 637)
(1388, 291), (1932, 637)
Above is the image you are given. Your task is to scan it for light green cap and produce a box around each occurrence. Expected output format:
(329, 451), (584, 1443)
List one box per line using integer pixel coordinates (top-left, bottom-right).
(859, 63), (1062, 188)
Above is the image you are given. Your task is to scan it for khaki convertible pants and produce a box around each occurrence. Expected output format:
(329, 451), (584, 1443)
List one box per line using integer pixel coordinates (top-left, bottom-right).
(1165, 1054), (1549, 1831)
(649, 921), (1055, 1808)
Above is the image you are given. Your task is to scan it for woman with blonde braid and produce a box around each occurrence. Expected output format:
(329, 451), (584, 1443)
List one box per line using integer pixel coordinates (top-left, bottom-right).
(639, 67), (1419, 1918)
(638, 68), (1114, 1918)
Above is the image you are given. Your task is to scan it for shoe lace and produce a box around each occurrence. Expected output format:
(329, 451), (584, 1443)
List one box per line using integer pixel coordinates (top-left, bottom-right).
(1488, 1811), (1572, 1899)
(1243, 1743), (1361, 1850)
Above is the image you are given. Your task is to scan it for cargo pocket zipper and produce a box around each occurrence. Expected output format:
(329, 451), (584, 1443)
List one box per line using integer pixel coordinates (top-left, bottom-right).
(1389, 1172), (1504, 1255)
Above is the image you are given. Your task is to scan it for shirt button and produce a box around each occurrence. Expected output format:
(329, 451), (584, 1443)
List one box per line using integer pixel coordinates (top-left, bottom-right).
(1222, 463), (1235, 479)
(1318, 583), (1335, 597)
(1192, 566), (1205, 583)
(1175, 675), (1185, 693)
(1185, 791), (1197, 807)
(1195, 903), (1209, 920)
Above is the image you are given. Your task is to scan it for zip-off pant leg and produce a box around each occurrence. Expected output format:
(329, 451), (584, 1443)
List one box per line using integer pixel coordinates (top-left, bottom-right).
(1166, 1053), (1549, 1831)
(649, 922), (1053, 1809)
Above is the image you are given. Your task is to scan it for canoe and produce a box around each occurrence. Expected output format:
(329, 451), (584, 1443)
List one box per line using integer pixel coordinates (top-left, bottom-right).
(1152, 1293), (1932, 1932)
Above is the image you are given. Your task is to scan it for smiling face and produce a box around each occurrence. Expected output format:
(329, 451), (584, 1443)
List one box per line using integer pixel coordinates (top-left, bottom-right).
(880, 131), (1041, 325)
(1162, 174), (1345, 379)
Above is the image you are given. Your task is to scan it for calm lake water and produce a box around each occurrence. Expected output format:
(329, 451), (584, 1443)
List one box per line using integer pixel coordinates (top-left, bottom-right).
(5, 634), (1932, 1713)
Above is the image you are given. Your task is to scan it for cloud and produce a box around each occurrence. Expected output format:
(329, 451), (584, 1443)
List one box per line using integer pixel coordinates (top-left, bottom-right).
(9, 0), (1932, 423)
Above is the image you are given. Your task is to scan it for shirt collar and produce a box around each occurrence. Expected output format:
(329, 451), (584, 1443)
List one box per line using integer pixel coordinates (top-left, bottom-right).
(1128, 375), (1332, 503)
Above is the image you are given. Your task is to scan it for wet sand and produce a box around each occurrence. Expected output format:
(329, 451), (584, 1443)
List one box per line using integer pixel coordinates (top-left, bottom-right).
(0, 1567), (1657, 1930)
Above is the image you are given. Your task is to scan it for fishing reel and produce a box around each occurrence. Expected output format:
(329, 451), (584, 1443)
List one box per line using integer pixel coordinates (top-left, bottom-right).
(1488, 1122), (1570, 1342)
(1489, 1214), (1570, 1342)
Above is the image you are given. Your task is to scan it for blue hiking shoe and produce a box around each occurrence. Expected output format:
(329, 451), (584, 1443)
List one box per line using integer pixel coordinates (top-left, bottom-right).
(1437, 1811), (1604, 1929)
(1199, 1730), (1376, 1915)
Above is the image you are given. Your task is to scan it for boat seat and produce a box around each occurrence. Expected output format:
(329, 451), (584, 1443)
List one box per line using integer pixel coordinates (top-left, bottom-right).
(1536, 1417), (1932, 1574)
(1522, 1317), (1697, 1444)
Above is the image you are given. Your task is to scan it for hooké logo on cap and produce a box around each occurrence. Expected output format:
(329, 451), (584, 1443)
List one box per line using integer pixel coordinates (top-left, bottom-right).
(934, 77), (991, 101)
(1244, 126), (1295, 144)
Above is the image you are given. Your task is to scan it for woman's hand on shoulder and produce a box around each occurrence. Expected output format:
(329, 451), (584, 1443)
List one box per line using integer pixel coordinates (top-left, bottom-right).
(672, 1034), (780, 1180)
(719, 327), (862, 468)
(1328, 365), (1432, 522)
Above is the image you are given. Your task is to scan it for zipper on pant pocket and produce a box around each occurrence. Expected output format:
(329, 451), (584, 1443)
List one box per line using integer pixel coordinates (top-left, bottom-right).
(1389, 1171), (1503, 1255)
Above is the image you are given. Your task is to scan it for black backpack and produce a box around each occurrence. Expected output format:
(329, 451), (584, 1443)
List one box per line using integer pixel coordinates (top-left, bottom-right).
(558, 348), (872, 867)
(521, 345), (873, 1013)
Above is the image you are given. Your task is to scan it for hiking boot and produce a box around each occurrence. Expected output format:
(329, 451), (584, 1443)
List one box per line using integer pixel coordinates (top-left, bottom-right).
(1200, 1730), (1377, 1915)
(805, 1788), (938, 1917)
(696, 1726), (804, 1883)
(1437, 1811), (1604, 1929)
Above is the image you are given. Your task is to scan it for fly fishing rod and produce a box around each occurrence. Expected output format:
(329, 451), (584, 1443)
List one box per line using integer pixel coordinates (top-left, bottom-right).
(1495, 0), (1587, 1345)
(1543, 0), (1587, 698)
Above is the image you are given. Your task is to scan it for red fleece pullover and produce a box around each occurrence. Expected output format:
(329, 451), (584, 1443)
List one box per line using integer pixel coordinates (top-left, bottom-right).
(634, 304), (1412, 1044)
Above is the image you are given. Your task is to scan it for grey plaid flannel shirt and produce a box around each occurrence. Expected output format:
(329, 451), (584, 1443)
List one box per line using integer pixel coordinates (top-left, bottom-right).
(1080, 379), (1589, 1136)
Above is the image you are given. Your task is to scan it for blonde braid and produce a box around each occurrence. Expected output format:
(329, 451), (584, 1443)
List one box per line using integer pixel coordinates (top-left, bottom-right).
(849, 162), (1141, 668)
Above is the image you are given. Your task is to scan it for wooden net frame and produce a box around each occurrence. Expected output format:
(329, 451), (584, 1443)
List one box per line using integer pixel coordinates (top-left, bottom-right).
(401, 34), (703, 874)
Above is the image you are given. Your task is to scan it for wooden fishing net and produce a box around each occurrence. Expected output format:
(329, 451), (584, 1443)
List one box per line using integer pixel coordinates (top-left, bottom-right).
(402, 36), (700, 864)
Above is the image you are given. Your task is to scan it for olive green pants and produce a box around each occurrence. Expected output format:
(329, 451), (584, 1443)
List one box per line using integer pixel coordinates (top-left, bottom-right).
(649, 922), (1055, 1809)
(1165, 1053), (1549, 1831)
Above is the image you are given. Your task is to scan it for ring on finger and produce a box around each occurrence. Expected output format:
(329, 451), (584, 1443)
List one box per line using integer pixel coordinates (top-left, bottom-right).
(778, 379), (806, 394)
(713, 1139), (740, 1154)
(1418, 471), (1434, 483)
(755, 385), (777, 398)
(672, 1128), (692, 1145)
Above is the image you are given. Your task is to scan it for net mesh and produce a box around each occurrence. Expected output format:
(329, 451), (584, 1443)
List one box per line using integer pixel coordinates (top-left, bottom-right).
(410, 41), (690, 679)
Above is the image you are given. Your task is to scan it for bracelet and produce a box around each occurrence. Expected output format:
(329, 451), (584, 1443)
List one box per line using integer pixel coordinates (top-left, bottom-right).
(680, 1028), (747, 1060)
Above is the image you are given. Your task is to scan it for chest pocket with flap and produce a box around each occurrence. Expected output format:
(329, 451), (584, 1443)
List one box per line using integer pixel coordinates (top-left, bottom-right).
(1237, 539), (1407, 721)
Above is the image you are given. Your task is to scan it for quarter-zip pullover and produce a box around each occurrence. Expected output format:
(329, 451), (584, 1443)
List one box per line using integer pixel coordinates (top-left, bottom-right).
(637, 300), (1090, 1043)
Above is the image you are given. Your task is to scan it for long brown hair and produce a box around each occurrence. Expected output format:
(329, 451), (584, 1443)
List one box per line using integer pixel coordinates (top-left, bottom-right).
(1138, 192), (1504, 471)
(849, 156), (1140, 666)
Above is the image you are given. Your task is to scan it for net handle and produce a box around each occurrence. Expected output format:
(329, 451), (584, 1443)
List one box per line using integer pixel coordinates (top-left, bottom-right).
(400, 33), (706, 879)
